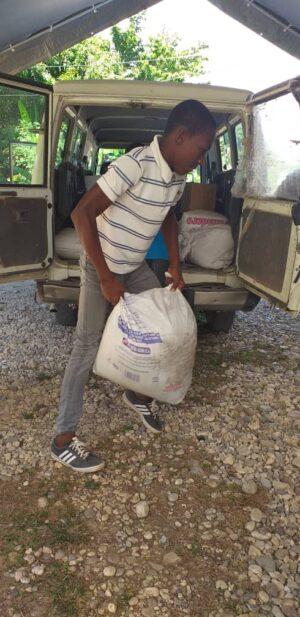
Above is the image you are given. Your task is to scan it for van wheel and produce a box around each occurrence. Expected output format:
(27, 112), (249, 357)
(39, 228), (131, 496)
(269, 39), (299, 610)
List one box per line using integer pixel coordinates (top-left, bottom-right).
(205, 310), (235, 333)
(56, 304), (78, 327)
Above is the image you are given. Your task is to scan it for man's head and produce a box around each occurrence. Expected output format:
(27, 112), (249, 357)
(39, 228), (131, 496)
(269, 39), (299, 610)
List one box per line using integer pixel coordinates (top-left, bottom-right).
(162, 99), (216, 175)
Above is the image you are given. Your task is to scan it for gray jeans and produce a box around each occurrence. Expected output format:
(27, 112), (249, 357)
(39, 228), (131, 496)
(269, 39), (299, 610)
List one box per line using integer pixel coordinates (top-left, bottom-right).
(55, 255), (160, 435)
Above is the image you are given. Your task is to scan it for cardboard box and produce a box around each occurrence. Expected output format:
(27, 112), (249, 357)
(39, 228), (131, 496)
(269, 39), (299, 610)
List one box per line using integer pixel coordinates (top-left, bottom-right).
(182, 183), (216, 212)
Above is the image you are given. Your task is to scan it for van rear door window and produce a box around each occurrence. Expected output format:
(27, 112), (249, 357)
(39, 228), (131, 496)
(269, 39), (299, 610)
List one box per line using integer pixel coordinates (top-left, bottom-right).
(247, 92), (300, 200)
(0, 83), (47, 185)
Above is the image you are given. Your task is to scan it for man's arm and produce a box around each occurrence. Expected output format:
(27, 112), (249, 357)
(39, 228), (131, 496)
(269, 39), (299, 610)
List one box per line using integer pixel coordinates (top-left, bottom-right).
(161, 210), (184, 290)
(71, 183), (124, 305)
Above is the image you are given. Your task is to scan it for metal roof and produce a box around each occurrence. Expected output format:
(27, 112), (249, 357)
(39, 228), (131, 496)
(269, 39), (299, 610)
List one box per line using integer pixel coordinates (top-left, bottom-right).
(0, 0), (298, 75)
(207, 1), (300, 60)
(0, 0), (161, 74)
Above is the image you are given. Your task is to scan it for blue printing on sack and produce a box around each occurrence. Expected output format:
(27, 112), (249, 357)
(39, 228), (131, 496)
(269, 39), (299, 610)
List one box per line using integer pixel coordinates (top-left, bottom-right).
(118, 316), (162, 344)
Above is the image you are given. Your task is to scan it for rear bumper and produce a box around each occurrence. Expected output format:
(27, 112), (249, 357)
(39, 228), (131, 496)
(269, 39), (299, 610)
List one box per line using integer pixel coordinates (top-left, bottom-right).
(36, 280), (80, 304)
(184, 285), (259, 312)
(37, 279), (259, 313)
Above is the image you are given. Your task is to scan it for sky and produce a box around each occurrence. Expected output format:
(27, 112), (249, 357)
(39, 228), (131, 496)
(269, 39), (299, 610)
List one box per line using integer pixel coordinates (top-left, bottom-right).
(108, 0), (300, 92)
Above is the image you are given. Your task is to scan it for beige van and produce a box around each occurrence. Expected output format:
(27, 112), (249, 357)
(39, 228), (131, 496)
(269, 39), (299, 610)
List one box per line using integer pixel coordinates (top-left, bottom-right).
(0, 75), (299, 331)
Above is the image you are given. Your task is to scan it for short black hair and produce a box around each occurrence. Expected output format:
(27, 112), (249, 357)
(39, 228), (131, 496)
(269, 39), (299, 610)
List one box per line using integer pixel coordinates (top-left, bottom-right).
(165, 99), (216, 136)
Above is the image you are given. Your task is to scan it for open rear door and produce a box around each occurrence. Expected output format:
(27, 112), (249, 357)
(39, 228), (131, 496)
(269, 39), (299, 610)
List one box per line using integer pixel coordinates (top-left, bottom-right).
(236, 77), (300, 314)
(0, 73), (53, 283)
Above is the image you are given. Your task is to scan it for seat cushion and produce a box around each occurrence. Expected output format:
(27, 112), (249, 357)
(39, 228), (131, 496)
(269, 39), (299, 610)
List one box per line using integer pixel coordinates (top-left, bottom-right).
(55, 227), (82, 260)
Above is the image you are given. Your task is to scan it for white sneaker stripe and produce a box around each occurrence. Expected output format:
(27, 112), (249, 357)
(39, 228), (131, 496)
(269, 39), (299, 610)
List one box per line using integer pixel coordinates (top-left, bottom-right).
(63, 452), (76, 463)
(59, 450), (70, 460)
(61, 452), (73, 462)
(67, 455), (77, 463)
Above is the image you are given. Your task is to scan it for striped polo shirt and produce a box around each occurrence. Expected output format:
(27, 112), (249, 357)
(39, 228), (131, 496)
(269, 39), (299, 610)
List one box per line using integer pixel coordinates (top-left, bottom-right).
(96, 136), (186, 274)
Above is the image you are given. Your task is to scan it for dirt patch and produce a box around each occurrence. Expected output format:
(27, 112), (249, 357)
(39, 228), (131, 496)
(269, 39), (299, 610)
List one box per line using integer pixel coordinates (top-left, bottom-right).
(0, 431), (268, 616)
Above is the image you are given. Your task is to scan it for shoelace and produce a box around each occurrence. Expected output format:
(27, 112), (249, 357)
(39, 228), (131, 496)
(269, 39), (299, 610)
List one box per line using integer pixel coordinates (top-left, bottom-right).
(70, 437), (90, 459)
(150, 400), (159, 418)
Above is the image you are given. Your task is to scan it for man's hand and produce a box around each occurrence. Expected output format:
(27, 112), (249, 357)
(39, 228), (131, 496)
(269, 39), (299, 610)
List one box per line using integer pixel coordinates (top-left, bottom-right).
(100, 274), (125, 305)
(165, 263), (185, 291)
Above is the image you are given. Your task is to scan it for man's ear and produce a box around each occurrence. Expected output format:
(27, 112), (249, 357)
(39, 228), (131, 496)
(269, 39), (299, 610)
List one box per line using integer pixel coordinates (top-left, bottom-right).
(174, 126), (189, 145)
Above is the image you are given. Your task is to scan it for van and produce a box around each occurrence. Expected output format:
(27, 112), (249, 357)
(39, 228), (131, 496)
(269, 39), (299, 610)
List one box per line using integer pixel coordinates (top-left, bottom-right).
(0, 74), (299, 331)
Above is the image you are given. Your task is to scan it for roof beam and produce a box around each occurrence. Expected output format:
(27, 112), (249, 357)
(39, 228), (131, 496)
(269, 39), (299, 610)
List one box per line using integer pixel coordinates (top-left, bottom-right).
(0, 0), (162, 74)
(207, 0), (300, 59)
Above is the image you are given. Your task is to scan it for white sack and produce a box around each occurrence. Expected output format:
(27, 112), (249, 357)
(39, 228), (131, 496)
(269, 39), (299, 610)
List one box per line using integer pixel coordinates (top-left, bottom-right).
(179, 209), (234, 269)
(94, 287), (197, 404)
(55, 227), (81, 260)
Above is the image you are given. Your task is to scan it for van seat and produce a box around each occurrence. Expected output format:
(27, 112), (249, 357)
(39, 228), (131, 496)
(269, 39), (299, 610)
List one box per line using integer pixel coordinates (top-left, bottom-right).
(85, 175), (100, 191)
(55, 227), (81, 260)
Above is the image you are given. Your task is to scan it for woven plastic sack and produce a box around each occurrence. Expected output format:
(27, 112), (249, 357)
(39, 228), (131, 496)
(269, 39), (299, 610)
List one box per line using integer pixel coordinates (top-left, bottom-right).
(94, 287), (197, 404)
(179, 209), (234, 269)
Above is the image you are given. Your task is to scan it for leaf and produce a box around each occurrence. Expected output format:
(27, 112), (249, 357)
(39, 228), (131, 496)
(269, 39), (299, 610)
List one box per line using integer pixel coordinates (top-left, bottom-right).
(18, 100), (31, 124)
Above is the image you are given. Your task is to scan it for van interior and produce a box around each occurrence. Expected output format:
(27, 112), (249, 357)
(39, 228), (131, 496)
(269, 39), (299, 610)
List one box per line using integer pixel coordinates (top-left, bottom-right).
(53, 102), (245, 281)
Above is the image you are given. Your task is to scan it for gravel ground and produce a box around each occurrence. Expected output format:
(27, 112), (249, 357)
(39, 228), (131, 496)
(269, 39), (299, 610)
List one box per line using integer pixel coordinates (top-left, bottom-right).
(0, 281), (299, 617)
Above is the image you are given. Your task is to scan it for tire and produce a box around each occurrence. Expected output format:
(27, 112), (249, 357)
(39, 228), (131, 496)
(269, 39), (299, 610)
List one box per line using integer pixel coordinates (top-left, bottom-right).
(56, 303), (78, 327)
(205, 310), (236, 333)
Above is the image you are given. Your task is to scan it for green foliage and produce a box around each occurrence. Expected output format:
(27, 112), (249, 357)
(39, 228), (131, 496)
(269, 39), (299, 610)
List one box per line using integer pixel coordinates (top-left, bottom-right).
(0, 85), (45, 184)
(18, 12), (208, 85)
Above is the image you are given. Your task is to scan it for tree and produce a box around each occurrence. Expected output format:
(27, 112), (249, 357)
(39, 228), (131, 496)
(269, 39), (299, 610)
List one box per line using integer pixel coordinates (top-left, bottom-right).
(9, 14), (208, 183)
(18, 13), (208, 85)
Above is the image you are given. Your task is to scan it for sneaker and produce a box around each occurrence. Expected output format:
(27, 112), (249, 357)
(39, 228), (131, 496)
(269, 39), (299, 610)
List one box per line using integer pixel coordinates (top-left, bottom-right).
(51, 436), (105, 473)
(123, 391), (163, 433)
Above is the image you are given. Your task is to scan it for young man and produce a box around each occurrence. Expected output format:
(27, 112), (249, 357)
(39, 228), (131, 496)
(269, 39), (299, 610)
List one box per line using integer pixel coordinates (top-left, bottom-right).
(51, 99), (216, 472)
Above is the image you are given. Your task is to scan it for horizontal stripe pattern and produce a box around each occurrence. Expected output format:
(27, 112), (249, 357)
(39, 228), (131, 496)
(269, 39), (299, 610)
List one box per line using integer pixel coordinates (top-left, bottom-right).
(97, 137), (186, 273)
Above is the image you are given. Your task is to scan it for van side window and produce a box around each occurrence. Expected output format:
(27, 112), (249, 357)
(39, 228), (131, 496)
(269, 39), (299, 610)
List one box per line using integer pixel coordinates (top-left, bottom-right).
(218, 130), (232, 171)
(187, 165), (201, 183)
(0, 83), (47, 186)
(55, 116), (71, 167)
(70, 125), (85, 164)
(96, 148), (125, 174)
(234, 122), (244, 163)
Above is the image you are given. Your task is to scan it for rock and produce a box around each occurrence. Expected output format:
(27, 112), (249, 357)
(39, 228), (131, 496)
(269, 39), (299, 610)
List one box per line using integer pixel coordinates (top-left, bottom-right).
(242, 480), (258, 495)
(103, 566), (116, 577)
(168, 492), (179, 503)
(142, 609), (155, 617)
(189, 460), (203, 475)
(163, 551), (181, 566)
(134, 501), (150, 518)
(14, 569), (26, 582)
(265, 582), (280, 597)
(31, 564), (44, 576)
(272, 608), (284, 617)
(292, 456), (300, 468)
(37, 497), (48, 509)
(250, 508), (264, 522)
(143, 532), (153, 540)
(215, 580), (228, 590)
(281, 603), (299, 617)
(54, 550), (65, 561)
(248, 564), (262, 577)
(107, 604), (116, 614)
(20, 576), (30, 585)
(143, 587), (160, 598)
(258, 590), (269, 603)
(223, 454), (234, 465)
(256, 555), (276, 573)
